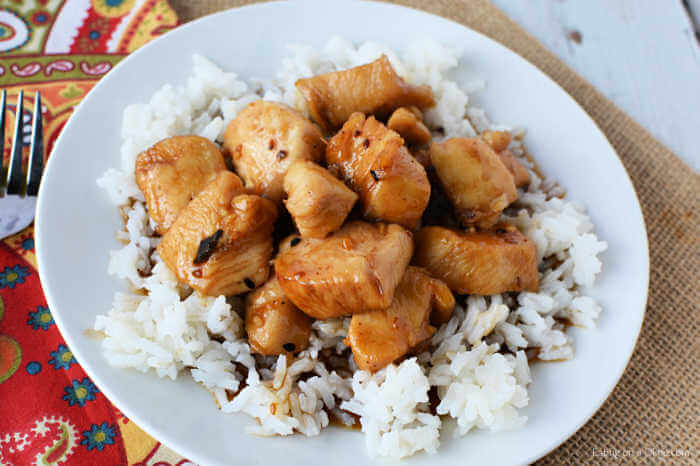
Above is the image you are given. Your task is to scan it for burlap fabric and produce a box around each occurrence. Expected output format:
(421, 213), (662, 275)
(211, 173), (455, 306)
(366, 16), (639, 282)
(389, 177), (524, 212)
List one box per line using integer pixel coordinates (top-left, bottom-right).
(172, 1), (698, 463)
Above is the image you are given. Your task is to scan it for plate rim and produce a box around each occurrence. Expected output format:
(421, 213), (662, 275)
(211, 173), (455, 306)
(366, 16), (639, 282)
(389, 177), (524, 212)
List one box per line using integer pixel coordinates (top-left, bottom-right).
(35, 1), (650, 464)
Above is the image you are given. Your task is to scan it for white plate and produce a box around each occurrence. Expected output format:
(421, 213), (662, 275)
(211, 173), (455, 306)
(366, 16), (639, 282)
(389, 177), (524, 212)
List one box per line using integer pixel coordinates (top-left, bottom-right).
(35, 1), (649, 464)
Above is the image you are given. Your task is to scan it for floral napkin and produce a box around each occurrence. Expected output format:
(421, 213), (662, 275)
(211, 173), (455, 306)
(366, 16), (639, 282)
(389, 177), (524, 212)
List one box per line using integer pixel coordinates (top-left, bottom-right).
(0, 1), (194, 464)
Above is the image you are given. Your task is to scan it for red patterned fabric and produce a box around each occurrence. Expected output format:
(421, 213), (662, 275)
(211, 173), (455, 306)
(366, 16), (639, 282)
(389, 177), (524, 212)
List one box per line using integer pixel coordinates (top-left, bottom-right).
(0, 243), (127, 464)
(0, 1), (192, 464)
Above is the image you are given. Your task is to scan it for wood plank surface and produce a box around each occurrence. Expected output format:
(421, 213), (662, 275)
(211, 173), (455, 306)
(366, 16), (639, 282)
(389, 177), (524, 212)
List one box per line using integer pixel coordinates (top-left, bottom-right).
(492, 0), (700, 170)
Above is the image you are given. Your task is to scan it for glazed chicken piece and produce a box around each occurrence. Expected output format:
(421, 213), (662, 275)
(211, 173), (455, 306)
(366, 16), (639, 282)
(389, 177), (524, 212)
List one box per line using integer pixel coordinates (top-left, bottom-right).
(222, 101), (325, 204)
(387, 107), (432, 147)
(430, 137), (517, 228)
(135, 135), (226, 234)
(326, 113), (430, 229)
(245, 276), (312, 356)
(295, 55), (435, 132)
(413, 225), (539, 295)
(411, 148), (432, 169)
(276, 233), (301, 256)
(496, 150), (530, 188)
(157, 171), (278, 297)
(283, 160), (358, 238)
(275, 221), (413, 319)
(480, 130), (530, 188)
(346, 267), (455, 372)
(480, 130), (511, 153)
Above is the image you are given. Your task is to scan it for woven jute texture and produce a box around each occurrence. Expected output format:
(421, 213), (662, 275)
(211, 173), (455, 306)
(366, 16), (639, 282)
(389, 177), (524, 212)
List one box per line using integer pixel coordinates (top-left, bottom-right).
(172, 1), (698, 463)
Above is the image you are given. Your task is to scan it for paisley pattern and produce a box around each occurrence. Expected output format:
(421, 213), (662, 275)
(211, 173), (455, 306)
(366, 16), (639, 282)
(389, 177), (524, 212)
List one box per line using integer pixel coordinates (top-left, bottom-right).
(0, 415), (80, 466)
(0, 2), (190, 465)
(0, 8), (31, 53)
(0, 296), (22, 383)
(92, 0), (138, 18)
(0, 336), (21, 383)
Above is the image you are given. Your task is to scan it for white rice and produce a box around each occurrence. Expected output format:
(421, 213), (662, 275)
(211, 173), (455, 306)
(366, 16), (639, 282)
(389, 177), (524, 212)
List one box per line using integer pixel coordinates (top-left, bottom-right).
(94, 37), (607, 459)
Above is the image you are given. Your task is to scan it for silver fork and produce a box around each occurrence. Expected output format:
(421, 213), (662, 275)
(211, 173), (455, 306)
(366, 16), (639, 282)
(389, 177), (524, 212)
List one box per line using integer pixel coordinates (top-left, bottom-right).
(0, 90), (44, 239)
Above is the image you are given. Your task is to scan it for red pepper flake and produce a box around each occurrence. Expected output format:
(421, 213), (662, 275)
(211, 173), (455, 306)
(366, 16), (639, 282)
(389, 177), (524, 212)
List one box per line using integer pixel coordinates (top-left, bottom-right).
(503, 232), (520, 244)
(277, 150), (288, 160)
(269, 139), (276, 150)
(363, 139), (370, 148)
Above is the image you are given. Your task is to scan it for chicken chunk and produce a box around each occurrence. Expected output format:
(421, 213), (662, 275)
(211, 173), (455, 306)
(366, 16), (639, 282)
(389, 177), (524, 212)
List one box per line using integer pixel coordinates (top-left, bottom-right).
(413, 225), (539, 295)
(326, 113), (430, 229)
(430, 137), (517, 228)
(497, 150), (530, 188)
(411, 148), (431, 169)
(295, 55), (435, 132)
(275, 221), (413, 319)
(223, 101), (325, 204)
(346, 267), (455, 372)
(480, 130), (512, 153)
(283, 160), (358, 238)
(277, 233), (301, 256)
(157, 171), (278, 296)
(135, 135), (226, 234)
(245, 277), (312, 355)
(480, 130), (530, 188)
(387, 107), (432, 147)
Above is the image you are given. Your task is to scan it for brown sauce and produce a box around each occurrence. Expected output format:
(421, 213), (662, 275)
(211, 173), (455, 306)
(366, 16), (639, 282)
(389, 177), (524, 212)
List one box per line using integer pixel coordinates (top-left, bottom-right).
(526, 347), (542, 363)
(517, 141), (567, 199)
(515, 142), (545, 182)
(83, 329), (106, 339)
(118, 199), (137, 231)
(527, 316), (579, 364)
(130, 286), (148, 296)
(428, 386), (440, 415)
(328, 409), (361, 431)
(554, 316), (576, 331)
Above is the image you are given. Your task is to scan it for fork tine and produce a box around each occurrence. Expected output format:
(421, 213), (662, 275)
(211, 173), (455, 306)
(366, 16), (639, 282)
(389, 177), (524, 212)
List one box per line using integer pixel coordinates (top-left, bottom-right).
(6, 90), (24, 195)
(26, 92), (43, 196)
(0, 90), (5, 194)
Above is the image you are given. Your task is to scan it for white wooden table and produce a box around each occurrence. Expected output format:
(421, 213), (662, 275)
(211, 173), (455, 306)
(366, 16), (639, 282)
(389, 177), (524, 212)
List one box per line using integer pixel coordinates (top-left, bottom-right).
(492, 0), (700, 171)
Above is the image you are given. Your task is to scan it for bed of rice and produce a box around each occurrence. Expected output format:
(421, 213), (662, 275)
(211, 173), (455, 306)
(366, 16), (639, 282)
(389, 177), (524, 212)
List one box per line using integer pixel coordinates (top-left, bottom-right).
(95, 37), (607, 459)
